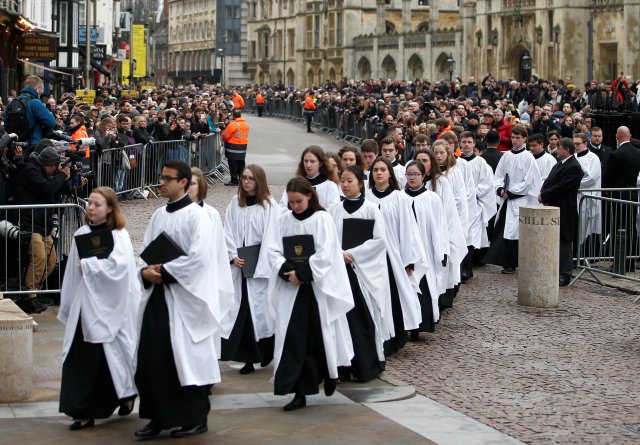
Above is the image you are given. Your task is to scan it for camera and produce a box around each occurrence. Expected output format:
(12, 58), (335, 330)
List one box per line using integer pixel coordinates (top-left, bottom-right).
(0, 220), (30, 240)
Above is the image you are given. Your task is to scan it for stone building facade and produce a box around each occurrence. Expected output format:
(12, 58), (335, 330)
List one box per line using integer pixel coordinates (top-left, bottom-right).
(462, 0), (640, 84)
(246, 0), (463, 88)
(167, 0), (217, 84)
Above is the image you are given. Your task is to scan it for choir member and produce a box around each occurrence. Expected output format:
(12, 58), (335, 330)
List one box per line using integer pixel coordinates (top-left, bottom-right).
(328, 166), (389, 381)
(135, 160), (225, 439)
(484, 126), (542, 274)
(379, 136), (407, 189)
(365, 157), (424, 355)
(574, 133), (602, 245)
(529, 134), (556, 182)
(459, 132), (497, 279)
(268, 177), (354, 411)
(281, 145), (341, 208)
(403, 161), (448, 338)
(59, 187), (140, 430)
(221, 165), (281, 374)
(414, 149), (467, 309)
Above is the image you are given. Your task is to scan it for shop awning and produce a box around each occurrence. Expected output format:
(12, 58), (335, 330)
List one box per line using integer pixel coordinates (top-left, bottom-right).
(18, 59), (74, 76)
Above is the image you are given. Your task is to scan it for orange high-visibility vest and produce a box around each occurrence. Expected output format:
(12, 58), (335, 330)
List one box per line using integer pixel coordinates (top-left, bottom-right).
(222, 117), (249, 145)
(70, 126), (90, 157)
(303, 96), (316, 110)
(232, 93), (245, 109)
(255, 93), (265, 104)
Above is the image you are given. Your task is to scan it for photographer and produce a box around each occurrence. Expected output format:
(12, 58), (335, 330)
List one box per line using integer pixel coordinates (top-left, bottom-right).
(12, 142), (70, 314)
(0, 132), (24, 204)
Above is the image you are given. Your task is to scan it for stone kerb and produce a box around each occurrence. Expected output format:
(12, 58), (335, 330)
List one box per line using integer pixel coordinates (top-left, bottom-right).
(518, 205), (560, 308)
(0, 298), (33, 402)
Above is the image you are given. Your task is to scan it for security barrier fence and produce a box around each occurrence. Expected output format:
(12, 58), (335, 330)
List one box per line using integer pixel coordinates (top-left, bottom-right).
(0, 203), (86, 298)
(573, 188), (640, 301)
(93, 133), (227, 196)
(247, 97), (378, 146)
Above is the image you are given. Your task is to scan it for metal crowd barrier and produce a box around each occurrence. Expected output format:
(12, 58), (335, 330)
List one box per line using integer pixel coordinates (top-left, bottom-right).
(92, 135), (227, 196)
(572, 188), (640, 300)
(0, 203), (86, 298)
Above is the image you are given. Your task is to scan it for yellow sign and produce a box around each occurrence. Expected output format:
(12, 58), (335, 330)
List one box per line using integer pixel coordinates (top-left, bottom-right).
(132, 24), (147, 78)
(121, 59), (130, 84)
(75, 89), (96, 105)
(139, 82), (155, 92)
(120, 89), (138, 98)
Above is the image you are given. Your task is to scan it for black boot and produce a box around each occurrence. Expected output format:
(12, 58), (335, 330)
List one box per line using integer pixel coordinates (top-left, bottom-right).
(239, 363), (255, 375)
(283, 393), (306, 411)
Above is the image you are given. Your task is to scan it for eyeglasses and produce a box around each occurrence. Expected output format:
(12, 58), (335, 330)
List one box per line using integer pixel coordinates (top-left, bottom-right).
(406, 172), (422, 178)
(241, 176), (256, 182)
(159, 175), (180, 182)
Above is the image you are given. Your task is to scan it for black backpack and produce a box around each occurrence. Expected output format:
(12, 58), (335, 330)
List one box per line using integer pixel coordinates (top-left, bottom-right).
(4, 97), (32, 142)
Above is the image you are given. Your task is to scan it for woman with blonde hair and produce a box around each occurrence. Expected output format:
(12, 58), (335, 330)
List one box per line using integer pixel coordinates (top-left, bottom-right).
(59, 187), (141, 430)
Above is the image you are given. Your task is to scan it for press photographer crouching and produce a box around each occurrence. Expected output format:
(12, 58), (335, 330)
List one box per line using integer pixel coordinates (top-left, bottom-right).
(11, 140), (71, 314)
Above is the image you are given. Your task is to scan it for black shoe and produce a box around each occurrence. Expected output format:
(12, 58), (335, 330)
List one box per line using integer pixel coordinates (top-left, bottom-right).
(134, 422), (162, 439)
(16, 298), (46, 314)
(468, 269), (474, 279)
(283, 394), (306, 411)
(37, 296), (55, 306)
(460, 272), (469, 283)
(170, 424), (208, 438)
(225, 181), (239, 186)
(409, 330), (420, 341)
(307, 129), (313, 133)
(239, 363), (255, 375)
(501, 267), (516, 274)
(69, 419), (94, 431)
(260, 358), (272, 368)
(559, 277), (571, 286)
(118, 395), (136, 416)
(324, 378), (337, 396)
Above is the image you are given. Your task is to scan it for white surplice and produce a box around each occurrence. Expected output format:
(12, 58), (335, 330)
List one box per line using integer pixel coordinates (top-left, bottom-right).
(328, 199), (391, 361)
(222, 196), (282, 340)
(137, 200), (225, 386)
(461, 155), (498, 249)
(266, 210), (354, 380)
(59, 227), (141, 399)
(576, 150), (602, 240)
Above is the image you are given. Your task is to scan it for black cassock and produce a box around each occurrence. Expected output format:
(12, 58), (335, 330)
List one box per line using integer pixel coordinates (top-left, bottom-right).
(221, 276), (274, 365)
(135, 284), (210, 429)
(59, 315), (120, 419)
(383, 256), (408, 356)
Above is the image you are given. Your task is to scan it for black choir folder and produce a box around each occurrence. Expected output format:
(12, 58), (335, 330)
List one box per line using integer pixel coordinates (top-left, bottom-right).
(283, 235), (315, 265)
(237, 244), (261, 278)
(140, 231), (186, 265)
(75, 229), (114, 259)
(342, 218), (375, 250)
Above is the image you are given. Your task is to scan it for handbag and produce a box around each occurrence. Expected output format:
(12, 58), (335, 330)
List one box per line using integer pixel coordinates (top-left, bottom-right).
(120, 150), (131, 170)
(129, 154), (138, 169)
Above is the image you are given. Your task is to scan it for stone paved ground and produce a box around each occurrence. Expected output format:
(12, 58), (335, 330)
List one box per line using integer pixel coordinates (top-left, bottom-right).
(382, 265), (640, 445)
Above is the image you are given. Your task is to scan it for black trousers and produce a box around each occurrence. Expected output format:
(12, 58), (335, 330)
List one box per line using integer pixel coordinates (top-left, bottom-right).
(304, 111), (314, 131)
(560, 241), (573, 279)
(257, 105), (264, 117)
(227, 158), (245, 183)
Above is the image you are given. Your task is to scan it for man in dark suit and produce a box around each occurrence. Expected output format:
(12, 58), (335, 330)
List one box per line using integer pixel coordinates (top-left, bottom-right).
(602, 126), (640, 271)
(481, 130), (503, 173)
(588, 126), (613, 173)
(539, 138), (584, 286)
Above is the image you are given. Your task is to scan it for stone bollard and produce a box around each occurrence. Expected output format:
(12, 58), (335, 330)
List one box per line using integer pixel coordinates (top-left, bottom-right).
(518, 205), (560, 308)
(0, 299), (33, 402)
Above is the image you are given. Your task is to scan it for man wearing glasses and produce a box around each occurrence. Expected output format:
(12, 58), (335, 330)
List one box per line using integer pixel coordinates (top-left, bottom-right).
(136, 160), (222, 439)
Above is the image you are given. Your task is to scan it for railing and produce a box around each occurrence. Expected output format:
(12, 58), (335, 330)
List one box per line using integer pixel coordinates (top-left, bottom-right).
(0, 203), (86, 298)
(573, 188), (640, 302)
(246, 97), (378, 146)
(93, 133), (227, 196)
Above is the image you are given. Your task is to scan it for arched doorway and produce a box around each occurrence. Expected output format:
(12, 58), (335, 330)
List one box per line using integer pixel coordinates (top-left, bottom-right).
(434, 52), (450, 81)
(505, 44), (532, 81)
(258, 71), (265, 85)
(276, 70), (283, 83)
(407, 54), (424, 80)
(287, 68), (295, 88)
(329, 67), (336, 81)
(381, 55), (396, 80)
(307, 68), (315, 87)
(357, 57), (371, 80)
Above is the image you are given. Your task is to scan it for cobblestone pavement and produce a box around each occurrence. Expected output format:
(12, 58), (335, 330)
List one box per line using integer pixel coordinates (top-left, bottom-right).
(382, 265), (640, 444)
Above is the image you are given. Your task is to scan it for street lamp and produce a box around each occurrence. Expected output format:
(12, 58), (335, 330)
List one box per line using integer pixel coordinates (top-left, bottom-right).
(446, 53), (456, 82)
(217, 48), (225, 86)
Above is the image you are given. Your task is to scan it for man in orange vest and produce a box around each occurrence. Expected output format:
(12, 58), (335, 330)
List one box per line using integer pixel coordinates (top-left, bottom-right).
(222, 109), (249, 186)
(255, 91), (265, 117)
(231, 89), (245, 110)
(303, 91), (316, 133)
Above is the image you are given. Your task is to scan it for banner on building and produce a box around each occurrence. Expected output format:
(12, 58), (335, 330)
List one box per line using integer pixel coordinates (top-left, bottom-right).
(132, 24), (147, 78)
(121, 59), (130, 83)
(92, 45), (107, 61)
(79, 26), (105, 44)
(119, 12), (131, 32)
(18, 35), (56, 60)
